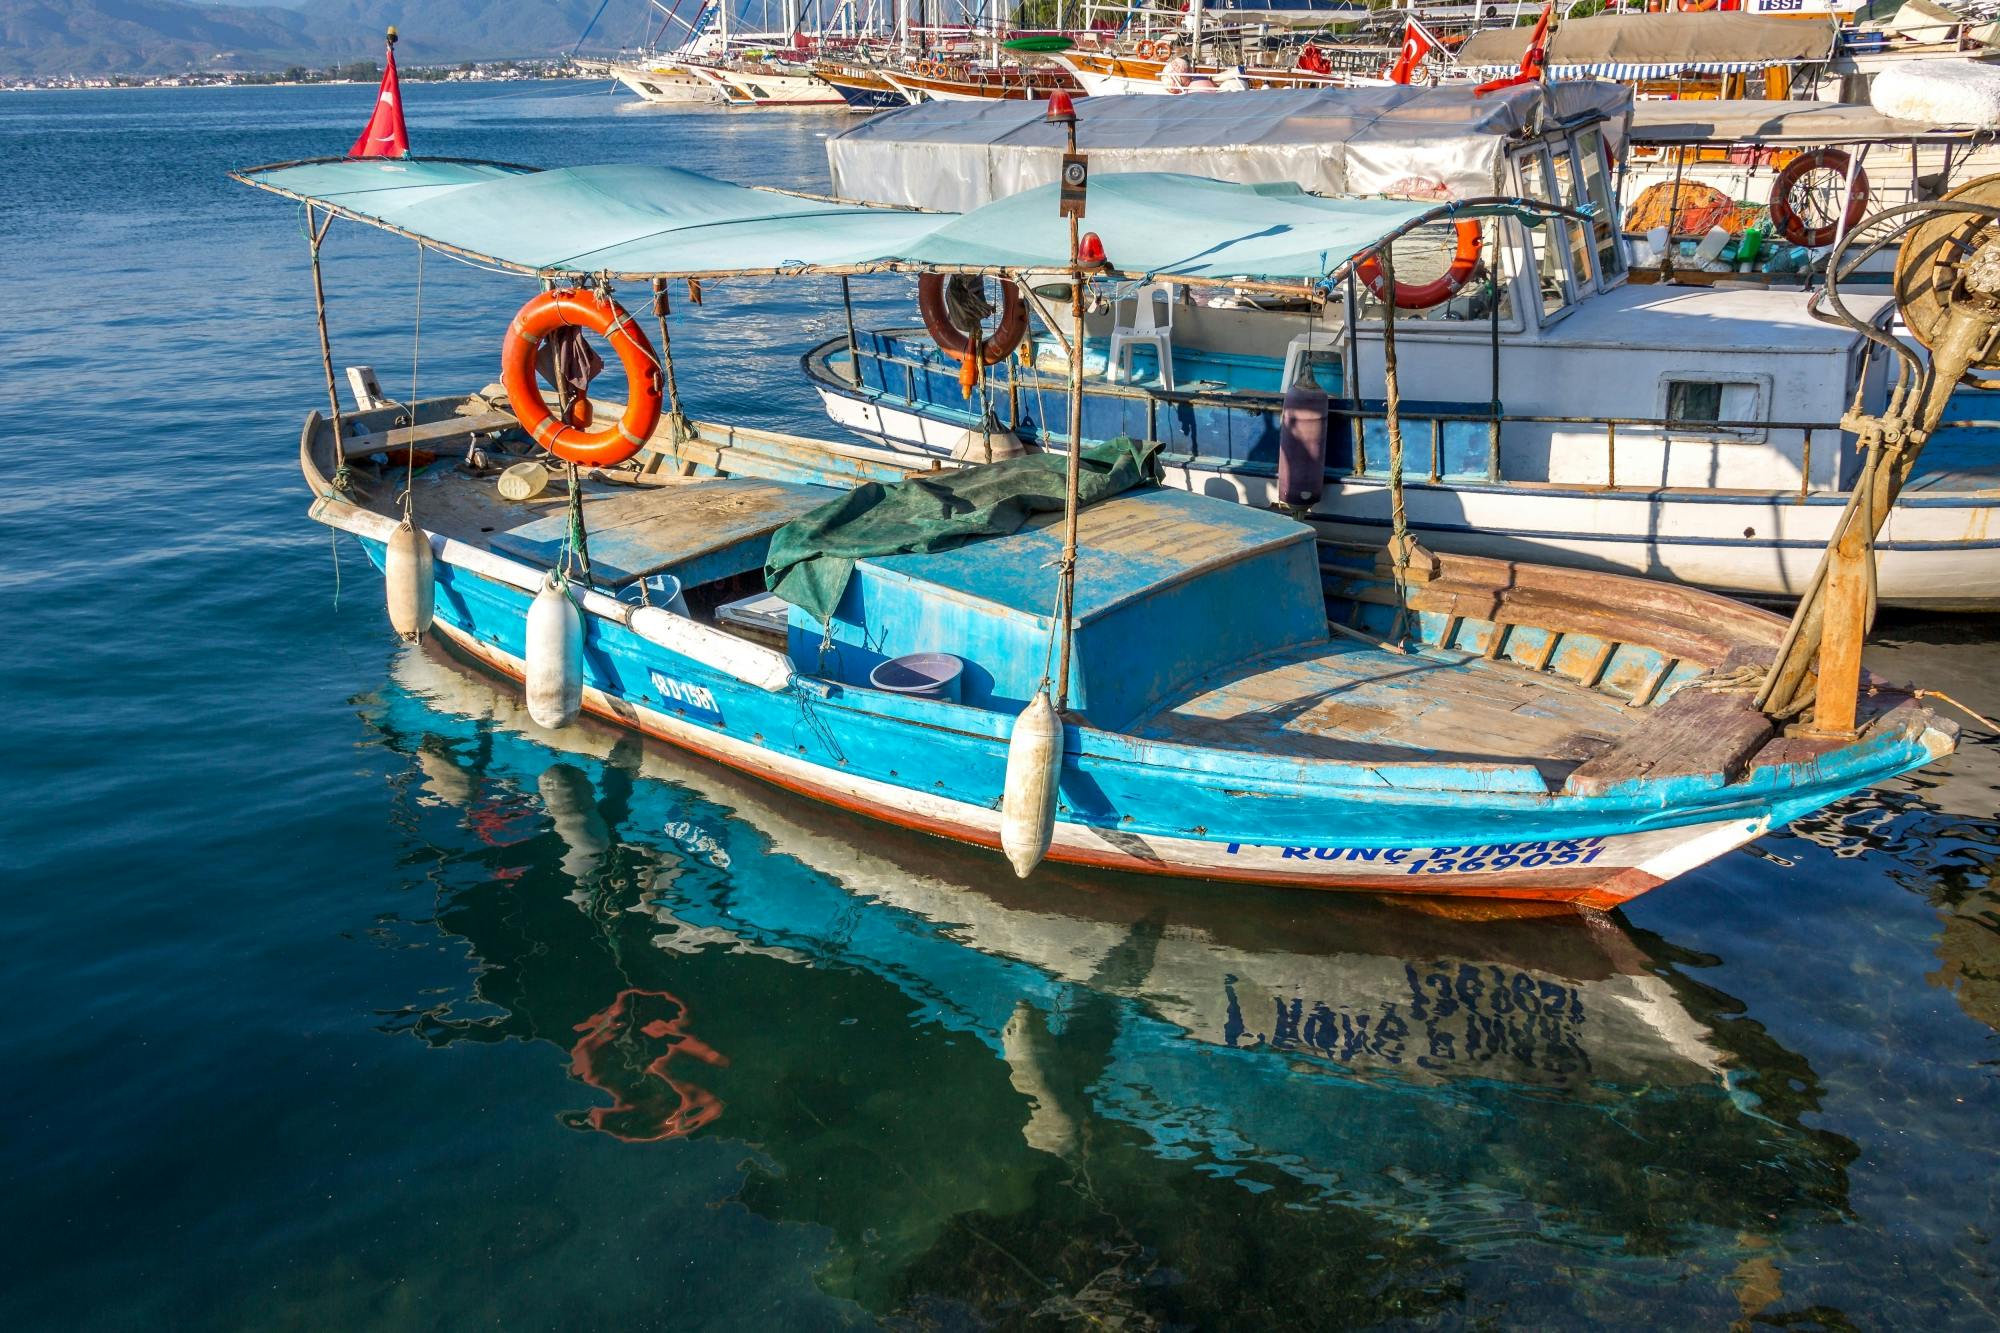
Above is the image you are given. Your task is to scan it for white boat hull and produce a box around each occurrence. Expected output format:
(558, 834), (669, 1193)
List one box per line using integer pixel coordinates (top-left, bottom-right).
(683, 60), (846, 106)
(608, 61), (723, 105)
(815, 387), (2000, 610)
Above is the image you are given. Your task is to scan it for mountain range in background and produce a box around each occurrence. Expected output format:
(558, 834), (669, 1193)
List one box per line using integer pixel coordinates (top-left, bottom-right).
(0, 0), (691, 77)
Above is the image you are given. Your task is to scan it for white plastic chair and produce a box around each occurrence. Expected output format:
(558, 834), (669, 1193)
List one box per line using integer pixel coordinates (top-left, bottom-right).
(1281, 328), (1347, 395)
(1108, 283), (1176, 390)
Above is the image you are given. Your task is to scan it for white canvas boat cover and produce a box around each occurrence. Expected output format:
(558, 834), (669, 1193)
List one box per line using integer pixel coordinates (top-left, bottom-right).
(233, 158), (1545, 291)
(1457, 12), (1839, 80)
(826, 82), (1633, 212)
(1628, 98), (1981, 145)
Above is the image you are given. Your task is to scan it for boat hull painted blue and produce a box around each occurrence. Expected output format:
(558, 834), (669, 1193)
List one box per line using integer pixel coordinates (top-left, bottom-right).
(360, 537), (1952, 908)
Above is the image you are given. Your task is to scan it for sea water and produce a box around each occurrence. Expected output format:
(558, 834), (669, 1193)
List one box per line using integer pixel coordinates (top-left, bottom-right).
(1, 83), (1997, 1330)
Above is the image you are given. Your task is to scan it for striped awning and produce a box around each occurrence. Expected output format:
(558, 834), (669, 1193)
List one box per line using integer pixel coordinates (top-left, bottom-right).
(1467, 60), (1786, 79)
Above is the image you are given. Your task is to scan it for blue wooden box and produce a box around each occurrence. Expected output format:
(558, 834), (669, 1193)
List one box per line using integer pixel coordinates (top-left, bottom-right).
(789, 487), (1327, 729)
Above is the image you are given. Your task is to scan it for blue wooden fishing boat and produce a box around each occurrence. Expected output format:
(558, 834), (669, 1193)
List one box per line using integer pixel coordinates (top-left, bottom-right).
(236, 151), (1963, 910)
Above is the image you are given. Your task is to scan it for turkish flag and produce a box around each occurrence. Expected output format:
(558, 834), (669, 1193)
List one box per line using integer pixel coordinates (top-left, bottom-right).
(348, 41), (410, 159)
(1474, 2), (1554, 97)
(1387, 20), (1440, 85)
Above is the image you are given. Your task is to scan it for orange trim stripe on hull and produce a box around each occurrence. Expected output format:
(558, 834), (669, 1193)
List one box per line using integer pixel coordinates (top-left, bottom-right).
(437, 625), (1664, 909)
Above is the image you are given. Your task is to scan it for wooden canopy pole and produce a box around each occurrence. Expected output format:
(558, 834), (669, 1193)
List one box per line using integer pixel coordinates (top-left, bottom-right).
(1052, 93), (1087, 713)
(1379, 248), (1412, 584)
(305, 205), (346, 453)
(650, 277), (689, 444)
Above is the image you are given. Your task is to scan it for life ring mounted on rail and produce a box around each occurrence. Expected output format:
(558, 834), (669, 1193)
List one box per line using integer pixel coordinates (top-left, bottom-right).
(501, 288), (664, 469)
(918, 273), (1029, 366)
(1770, 147), (1871, 249)
(1354, 219), (1482, 310)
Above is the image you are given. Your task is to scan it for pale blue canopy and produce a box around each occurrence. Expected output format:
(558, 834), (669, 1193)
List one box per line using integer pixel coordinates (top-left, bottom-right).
(906, 176), (1435, 287)
(235, 157), (1516, 291)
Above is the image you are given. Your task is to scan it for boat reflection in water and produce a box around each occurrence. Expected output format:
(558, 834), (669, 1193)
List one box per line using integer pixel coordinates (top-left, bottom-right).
(1787, 772), (2000, 1040)
(365, 643), (1861, 1323)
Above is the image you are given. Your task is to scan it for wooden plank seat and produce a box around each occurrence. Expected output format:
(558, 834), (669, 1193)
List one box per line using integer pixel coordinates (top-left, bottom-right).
(1562, 688), (1774, 798)
(490, 476), (838, 589)
(341, 410), (521, 461)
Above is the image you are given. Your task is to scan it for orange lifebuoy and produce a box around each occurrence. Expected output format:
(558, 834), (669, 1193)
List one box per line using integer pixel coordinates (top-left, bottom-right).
(1136, 40), (1160, 60)
(1769, 148), (1871, 248)
(501, 288), (663, 469)
(918, 273), (1029, 366)
(1354, 220), (1484, 311)
(1677, 0), (1718, 10)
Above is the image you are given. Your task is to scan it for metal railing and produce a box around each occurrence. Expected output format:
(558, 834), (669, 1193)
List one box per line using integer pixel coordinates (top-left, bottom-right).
(830, 337), (1857, 502)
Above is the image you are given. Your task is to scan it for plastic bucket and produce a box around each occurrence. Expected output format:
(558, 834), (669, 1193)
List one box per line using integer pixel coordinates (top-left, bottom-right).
(869, 652), (965, 703)
(619, 573), (691, 617)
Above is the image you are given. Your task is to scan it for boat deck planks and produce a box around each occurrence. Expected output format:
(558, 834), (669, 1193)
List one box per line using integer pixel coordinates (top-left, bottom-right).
(1128, 640), (1635, 783)
(490, 477), (837, 587)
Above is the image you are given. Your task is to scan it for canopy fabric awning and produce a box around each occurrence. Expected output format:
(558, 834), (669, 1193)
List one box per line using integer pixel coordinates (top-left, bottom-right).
(234, 159), (947, 275)
(900, 176), (1449, 285)
(1458, 12), (1839, 76)
(1628, 98), (1976, 145)
(233, 157), (1523, 292)
(826, 82), (1633, 211)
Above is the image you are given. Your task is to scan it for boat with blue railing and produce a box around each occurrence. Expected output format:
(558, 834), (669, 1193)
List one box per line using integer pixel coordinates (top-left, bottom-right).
(812, 84), (2000, 610)
(233, 141), (1964, 909)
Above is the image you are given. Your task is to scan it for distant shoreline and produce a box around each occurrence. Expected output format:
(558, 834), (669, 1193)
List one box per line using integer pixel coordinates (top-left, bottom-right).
(3, 74), (595, 92)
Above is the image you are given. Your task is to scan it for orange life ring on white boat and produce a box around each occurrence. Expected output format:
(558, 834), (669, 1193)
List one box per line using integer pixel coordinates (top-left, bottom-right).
(917, 273), (1028, 365)
(501, 289), (663, 469)
(1136, 39), (1161, 60)
(1770, 148), (1871, 248)
(1354, 219), (1484, 311)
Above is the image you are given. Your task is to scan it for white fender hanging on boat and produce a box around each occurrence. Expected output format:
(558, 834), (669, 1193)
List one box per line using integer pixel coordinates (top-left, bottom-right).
(950, 415), (1027, 465)
(1000, 688), (1063, 878)
(384, 515), (434, 641)
(526, 572), (584, 729)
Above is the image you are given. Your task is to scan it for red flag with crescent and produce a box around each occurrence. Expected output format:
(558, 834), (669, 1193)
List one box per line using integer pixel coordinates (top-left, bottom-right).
(1474, 2), (1555, 98)
(348, 38), (410, 159)
(1387, 20), (1441, 85)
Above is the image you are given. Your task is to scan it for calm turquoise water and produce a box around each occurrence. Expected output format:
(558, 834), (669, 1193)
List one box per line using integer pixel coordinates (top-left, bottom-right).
(3, 82), (1998, 1330)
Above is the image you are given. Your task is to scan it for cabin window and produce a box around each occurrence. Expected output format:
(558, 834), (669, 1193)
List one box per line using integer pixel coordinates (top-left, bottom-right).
(1515, 148), (1577, 321)
(1573, 129), (1625, 283)
(1661, 374), (1769, 438)
(1547, 145), (1600, 288)
(1353, 226), (1516, 330)
(1666, 380), (1724, 422)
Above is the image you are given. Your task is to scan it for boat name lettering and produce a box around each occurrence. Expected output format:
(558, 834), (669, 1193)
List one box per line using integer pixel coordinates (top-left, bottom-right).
(1222, 836), (1609, 874)
(650, 671), (722, 720)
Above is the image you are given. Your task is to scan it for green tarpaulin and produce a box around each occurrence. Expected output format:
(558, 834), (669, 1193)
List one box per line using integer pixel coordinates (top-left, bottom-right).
(765, 438), (1162, 624)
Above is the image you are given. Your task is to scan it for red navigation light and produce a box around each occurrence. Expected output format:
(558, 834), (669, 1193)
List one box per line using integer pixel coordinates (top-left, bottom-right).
(1045, 90), (1077, 125)
(1079, 232), (1106, 265)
